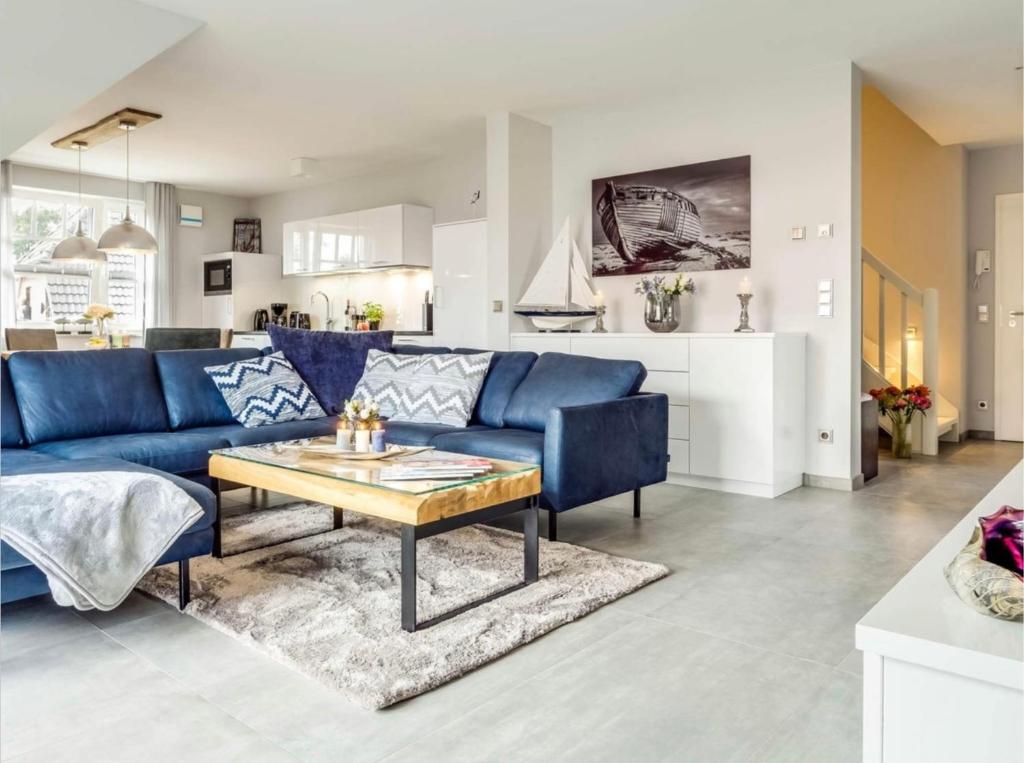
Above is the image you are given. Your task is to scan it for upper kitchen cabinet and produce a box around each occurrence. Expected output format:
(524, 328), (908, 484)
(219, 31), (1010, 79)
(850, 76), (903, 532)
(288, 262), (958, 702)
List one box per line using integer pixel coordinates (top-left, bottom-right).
(282, 204), (432, 276)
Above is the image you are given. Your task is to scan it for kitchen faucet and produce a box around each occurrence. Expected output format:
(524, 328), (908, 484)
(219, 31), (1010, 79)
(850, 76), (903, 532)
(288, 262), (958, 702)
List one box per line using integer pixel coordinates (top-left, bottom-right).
(310, 291), (335, 330)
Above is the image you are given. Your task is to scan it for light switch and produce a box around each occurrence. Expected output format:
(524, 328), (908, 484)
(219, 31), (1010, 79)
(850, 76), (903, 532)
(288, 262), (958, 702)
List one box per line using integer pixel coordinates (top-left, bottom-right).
(817, 279), (833, 317)
(978, 304), (989, 323)
(791, 226), (806, 240)
(817, 223), (833, 239)
(492, 300), (504, 313)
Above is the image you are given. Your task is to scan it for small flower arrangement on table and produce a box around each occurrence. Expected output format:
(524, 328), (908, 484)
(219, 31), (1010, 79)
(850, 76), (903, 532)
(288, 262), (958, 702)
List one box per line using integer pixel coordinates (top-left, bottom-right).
(82, 304), (115, 348)
(338, 398), (384, 452)
(634, 275), (696, 333)
(869, 385), (932, 458)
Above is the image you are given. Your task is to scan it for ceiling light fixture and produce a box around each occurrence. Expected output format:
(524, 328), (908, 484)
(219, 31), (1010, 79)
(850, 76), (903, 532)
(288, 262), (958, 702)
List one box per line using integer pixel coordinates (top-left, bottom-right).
(97, 120), (158, 255)
(52, 141), (106, 264)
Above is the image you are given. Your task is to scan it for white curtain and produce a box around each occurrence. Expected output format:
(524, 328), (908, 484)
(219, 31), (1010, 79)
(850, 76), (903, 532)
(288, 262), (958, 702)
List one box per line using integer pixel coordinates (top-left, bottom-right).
(0, 161), (15, 349)
(144, 181), (176, 328)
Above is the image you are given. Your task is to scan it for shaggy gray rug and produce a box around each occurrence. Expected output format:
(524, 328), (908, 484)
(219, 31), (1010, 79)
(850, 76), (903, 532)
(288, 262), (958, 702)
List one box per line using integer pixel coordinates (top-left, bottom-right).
(138, 503), (668, 709)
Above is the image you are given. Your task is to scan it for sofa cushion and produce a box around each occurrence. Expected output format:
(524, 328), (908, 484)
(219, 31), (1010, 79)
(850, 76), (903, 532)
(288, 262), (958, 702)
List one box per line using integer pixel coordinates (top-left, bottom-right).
(502, 352), (647, 432)
(8, 349), (170, 444)
(155, 348), (261, 430)
(1, 358), (24, 448)
(31, 431), (231, 475)
(430, 427), (544, 465)
(353, 350), (493, 428)
(189, 416), (340, 447)
(0, 448), (64, 473)
(1, 455), (217, 577)
(268, 325), (394, 415)
(384, 421), (487, 447)
(205, 352), (326, 428)
(454, 349), (537, 428)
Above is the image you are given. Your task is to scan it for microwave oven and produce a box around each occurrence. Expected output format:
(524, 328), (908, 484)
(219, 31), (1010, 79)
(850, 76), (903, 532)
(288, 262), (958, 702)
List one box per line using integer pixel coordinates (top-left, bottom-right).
(203, 258), (232, 296)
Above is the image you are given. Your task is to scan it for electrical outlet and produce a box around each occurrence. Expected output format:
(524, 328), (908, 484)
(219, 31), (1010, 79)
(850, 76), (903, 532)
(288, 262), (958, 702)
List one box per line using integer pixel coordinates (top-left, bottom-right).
(791, 226), (806, 240)
(817, 429), (834, 444)
(817, 223), (834, 238)
(977, 400), (989, 410)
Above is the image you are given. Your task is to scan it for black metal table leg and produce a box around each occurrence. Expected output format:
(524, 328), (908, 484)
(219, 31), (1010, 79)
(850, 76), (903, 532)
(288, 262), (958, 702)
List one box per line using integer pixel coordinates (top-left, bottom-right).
(401, 497), (542, 632)
(524, 498), (539, 584)
(633, 487), (641, 519)
(401, 524), (417, 632)
(178, 558), (191, 610)
(547, 509), (558, 542)
(212, 478), (223, 558)
(332, 506), (345, 530)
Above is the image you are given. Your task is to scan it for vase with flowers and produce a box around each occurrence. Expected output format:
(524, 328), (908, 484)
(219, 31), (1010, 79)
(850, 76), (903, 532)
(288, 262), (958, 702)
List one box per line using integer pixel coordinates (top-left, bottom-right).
(341, 397), (381, 452)
(869, 385), (932, 458)
(635, 274), (695, 333)
(83, 303), (115, 348)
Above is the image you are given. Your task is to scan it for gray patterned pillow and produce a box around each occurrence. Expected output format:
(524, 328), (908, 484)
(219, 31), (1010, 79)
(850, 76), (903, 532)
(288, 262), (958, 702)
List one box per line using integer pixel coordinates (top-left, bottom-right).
(205, 351), (326, 428)
(352, 350), (493, 427)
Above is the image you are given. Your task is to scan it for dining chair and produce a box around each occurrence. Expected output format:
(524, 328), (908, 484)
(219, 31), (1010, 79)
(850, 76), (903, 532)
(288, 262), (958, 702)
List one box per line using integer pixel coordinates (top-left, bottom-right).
(4, 328), (58, 351)
(144, 328), (223, 351)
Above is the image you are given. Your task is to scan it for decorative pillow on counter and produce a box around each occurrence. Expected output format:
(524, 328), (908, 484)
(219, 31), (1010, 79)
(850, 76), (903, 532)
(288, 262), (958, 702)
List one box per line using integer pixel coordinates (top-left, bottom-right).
(352, 350), (493, 428)
(205, 352), (326, 428)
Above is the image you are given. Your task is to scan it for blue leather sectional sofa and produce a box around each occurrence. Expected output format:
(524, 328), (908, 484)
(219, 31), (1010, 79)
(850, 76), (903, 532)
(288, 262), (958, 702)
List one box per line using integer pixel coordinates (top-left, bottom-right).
(0, 344), (667, 608)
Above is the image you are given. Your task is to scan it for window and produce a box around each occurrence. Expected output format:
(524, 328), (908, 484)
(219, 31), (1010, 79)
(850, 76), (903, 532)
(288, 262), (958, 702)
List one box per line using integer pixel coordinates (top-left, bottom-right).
(11, 188), (146, 330)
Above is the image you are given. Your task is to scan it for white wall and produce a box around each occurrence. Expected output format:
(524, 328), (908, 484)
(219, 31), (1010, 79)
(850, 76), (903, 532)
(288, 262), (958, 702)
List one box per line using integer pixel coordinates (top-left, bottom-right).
(966, 143), (1024, 433)
(546, 62), (861, 481)
(172, 188), (252, 327)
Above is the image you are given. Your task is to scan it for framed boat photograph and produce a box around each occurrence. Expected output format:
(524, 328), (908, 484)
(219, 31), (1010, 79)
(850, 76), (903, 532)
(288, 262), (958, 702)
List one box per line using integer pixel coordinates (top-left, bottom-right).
(591, 155), (751, 276)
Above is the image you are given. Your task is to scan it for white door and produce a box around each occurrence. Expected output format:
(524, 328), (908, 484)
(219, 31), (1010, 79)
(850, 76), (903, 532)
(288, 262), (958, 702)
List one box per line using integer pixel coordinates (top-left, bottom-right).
(995, 193), (1023, 441)
(432, 219), (488, 349)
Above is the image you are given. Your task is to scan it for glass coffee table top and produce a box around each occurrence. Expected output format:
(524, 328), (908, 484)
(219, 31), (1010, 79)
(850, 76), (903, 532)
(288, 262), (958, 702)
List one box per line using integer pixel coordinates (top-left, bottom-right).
(210, 439), (539, 496)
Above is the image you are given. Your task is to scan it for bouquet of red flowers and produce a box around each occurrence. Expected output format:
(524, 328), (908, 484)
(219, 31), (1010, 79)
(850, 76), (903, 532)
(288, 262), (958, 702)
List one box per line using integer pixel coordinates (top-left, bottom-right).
(868, 385), (932, 457)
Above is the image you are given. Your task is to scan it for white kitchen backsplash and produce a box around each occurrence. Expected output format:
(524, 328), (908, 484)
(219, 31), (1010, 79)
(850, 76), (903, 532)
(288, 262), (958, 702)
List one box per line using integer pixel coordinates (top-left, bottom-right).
(281, 269), (434, 332)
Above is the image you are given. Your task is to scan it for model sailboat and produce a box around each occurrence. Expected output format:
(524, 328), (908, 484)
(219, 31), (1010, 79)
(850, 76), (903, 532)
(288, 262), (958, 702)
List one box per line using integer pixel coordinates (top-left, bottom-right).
(514, 218), (598, 331)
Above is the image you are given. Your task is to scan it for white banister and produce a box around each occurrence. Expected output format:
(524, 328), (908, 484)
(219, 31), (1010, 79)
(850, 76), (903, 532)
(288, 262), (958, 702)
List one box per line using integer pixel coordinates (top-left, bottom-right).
(921, 288), (939, 456)
(862, 247), (944, 456)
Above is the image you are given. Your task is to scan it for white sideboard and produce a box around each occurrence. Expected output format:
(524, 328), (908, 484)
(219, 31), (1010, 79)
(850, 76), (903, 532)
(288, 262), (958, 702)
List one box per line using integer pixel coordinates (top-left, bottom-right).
(856, 461), (1023, 762)
(509, 332), (806, 497)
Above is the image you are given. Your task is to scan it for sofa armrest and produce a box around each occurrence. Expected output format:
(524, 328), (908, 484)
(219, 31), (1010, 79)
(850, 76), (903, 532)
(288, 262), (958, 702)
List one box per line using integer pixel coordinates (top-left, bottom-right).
(543, 392), (669, 511)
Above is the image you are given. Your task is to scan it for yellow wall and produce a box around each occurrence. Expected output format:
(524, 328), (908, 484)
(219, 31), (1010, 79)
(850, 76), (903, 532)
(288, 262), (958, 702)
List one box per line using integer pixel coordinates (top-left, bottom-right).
(861, 85), (966, 416)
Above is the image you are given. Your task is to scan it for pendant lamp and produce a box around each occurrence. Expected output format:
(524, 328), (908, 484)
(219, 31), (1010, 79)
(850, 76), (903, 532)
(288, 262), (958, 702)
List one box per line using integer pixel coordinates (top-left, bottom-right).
(97, 120), (157, 255)
(52, 141), (106, 264)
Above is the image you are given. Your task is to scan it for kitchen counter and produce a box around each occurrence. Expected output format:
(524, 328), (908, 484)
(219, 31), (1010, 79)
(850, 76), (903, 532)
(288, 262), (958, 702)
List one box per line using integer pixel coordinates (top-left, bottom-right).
(231, 330), (433, 336)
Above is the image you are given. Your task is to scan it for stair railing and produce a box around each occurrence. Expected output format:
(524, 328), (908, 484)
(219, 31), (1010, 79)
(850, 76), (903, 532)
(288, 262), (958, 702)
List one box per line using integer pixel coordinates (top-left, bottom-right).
(861, 248), (939, 455)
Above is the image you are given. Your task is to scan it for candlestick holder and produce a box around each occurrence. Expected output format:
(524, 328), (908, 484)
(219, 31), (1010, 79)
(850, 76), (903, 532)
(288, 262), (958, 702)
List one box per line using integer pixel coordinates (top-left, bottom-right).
(734, 294), (755, 333)
(592, 305), (608, 333)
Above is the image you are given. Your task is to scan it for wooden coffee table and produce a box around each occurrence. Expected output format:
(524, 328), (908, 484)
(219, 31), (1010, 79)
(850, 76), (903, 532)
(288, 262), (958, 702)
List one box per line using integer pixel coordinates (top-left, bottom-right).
(207, 444), (541, 632)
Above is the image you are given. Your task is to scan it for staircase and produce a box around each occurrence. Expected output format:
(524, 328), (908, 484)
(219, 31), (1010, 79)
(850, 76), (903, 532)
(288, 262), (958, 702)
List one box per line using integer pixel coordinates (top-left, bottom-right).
(862, 248), (960, 455)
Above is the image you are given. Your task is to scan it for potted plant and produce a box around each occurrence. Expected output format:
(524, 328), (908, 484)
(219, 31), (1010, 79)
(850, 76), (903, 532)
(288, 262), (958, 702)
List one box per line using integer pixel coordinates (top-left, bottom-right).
(54, 317), (71, 335)
(83, 303), (115, 340)
(635, 275), (695, 333)
(869, 385), (932, 458)
(363, 302), (384, 331)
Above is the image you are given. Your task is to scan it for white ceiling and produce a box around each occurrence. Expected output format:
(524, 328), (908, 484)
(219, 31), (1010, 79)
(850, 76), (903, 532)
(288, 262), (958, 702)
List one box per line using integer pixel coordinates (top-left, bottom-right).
(9, 0), (1022, 198)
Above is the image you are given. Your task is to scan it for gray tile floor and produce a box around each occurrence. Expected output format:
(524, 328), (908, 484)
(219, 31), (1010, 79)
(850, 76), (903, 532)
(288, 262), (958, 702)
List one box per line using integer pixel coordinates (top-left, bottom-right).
(2, 441), (1020, 762)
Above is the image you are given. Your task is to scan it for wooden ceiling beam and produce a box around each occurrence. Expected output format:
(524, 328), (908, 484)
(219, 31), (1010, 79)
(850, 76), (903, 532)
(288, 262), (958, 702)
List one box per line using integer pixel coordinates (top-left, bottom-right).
(51, 108), (162, 150)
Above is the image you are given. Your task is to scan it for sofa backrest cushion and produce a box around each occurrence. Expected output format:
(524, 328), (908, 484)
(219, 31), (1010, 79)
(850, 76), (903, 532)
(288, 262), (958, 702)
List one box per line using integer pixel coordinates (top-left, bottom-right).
(453, 349), (538, 428)
(501, 352), (647, 432)
(392, 344), (452, 355)
(1, 357), (25, 447)
(8, 348), (170, 444)
(268, 325), (394, 415)
(154, 348), (261, 430)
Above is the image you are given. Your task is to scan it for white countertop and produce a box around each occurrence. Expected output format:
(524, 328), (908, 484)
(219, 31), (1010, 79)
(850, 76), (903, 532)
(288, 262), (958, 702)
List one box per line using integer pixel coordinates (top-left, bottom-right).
(856, 461), (1024, 689)
(509, 332), (803, 338)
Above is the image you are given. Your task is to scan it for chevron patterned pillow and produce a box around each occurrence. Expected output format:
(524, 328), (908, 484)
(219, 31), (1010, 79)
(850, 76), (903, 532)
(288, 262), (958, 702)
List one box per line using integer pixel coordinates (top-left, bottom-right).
(352, 350), (493, 428)
(205, 351), (326, 428)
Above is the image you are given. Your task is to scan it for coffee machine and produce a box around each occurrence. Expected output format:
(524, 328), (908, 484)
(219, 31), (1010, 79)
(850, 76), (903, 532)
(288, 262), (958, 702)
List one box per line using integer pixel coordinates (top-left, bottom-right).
(253, 309), (269, 331)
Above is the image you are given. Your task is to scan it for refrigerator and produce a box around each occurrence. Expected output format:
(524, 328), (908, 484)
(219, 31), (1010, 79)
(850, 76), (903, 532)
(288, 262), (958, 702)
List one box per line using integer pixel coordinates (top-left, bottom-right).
(431, 219), (488, 349)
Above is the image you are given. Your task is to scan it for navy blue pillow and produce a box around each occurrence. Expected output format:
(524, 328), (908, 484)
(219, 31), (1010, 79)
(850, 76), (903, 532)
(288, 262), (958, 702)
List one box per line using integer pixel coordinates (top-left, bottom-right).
(267, 325), (394, 415)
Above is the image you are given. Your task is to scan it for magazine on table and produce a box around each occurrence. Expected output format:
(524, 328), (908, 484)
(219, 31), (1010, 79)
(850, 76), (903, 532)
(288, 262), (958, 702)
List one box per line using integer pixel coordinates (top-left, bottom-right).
(380, 453), (494, 481)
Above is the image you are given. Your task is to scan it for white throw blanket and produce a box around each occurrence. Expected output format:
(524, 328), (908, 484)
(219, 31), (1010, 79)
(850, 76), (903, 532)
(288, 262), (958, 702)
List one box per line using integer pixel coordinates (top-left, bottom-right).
(1, 471), (204, 611)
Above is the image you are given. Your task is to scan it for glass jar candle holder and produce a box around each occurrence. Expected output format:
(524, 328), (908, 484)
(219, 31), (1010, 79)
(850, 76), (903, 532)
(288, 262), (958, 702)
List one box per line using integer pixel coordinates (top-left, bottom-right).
(336, 421), (353, 449)
(371, 425), (386, 453)
(354, 423), (371, 453)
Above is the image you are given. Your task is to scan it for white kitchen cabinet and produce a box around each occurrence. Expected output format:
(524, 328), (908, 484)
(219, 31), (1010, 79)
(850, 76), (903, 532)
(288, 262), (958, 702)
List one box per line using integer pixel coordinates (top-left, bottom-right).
(431, 219), (488, 349)
(509, 332), (806, 497)
(282, 204), (432, 276)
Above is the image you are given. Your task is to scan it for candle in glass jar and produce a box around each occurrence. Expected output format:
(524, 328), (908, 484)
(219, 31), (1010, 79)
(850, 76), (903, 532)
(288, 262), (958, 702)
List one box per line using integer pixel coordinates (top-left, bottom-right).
(354, 427), (371, 453)
(336, 424), (352, 449)
(371, 428), (386, 452)
(738, 277), (753, 295)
